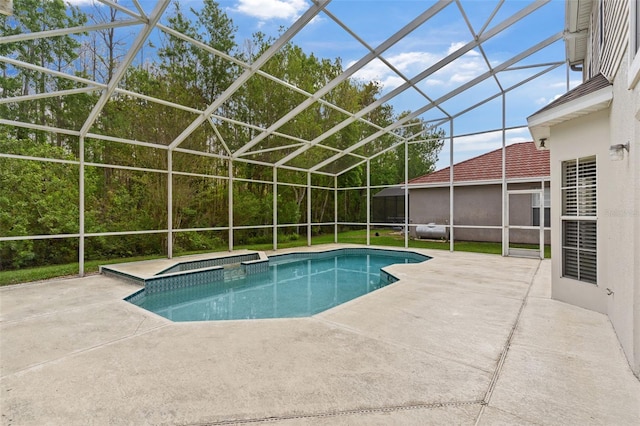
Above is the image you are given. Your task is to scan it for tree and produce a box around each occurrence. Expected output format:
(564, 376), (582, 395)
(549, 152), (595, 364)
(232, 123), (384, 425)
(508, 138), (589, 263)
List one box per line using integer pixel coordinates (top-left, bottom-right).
(159, 0), (238, 108)
(79, 0), (128, 84)
(0, 130), (81, 269)
(192, 0), (237, 104)
(391, 112), (444, 181)
(0, 0), (445, 268)
(0, 0), (86, 145)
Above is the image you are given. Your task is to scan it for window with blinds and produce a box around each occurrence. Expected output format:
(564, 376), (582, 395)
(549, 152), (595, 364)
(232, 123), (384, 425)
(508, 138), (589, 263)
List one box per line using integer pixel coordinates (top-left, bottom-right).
(561, 157), (597, 284)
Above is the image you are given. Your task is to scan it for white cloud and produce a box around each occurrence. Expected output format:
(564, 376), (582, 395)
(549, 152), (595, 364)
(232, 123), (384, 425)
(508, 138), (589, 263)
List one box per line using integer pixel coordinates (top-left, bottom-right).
(446, 41), (478, 56)
(65, 0), (99, 6)
(380, 75), (404, 89)
(422, 78), (445, 87)
(348, 51), (439, 89)
(348, 42), (487, 92)
(232, 0), (309, 22)
(535, 93), (562, 106)
(452, 128), (529, 153)
(534, 79), (581, 104)
(432, 44), (485, 86)
(445, 60), (484, 83)
(386, 51), (436, 73)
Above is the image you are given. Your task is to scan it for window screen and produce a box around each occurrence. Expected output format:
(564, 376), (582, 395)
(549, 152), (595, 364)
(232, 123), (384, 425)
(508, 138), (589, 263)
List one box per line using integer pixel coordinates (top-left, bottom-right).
(636, 0), (640, 54)
(561, 157), (597, 284)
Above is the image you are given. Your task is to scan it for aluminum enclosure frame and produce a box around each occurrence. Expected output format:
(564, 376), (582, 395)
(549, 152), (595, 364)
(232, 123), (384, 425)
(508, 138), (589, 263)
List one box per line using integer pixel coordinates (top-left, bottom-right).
(0, 0), (565, 275)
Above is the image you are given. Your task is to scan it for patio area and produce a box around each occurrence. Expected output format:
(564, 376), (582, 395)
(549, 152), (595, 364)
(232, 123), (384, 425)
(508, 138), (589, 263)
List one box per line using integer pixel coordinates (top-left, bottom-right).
(1, 246), (638, 425)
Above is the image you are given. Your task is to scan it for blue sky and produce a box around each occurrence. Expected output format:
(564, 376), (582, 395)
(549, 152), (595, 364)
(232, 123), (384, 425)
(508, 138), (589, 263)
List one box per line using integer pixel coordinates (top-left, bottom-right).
(67, 0), (576, 170)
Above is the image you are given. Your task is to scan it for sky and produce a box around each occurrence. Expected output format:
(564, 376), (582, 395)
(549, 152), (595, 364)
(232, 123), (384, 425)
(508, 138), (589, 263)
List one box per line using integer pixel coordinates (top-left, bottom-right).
(65, 0), (577, 170)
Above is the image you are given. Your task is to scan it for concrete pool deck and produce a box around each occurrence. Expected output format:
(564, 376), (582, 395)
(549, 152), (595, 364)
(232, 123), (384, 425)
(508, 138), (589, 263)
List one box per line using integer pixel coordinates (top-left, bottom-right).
(1, 245), (638, 425)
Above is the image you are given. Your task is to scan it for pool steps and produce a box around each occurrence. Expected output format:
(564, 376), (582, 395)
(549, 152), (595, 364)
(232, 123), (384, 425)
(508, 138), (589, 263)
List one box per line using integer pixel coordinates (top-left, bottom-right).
(102, 252), (269, 295)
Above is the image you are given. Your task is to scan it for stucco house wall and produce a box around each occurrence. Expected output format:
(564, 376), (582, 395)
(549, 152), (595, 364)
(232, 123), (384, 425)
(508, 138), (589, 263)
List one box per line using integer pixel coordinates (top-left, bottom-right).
(604, 49), (640, 376)
(409, 186), (504, 242)
(544, 64), (639, 377)
(409, 182), (550, 244)
(407, 141), (550, 246)
(548, 109), (609, 314)
(528, 0), (640, 376)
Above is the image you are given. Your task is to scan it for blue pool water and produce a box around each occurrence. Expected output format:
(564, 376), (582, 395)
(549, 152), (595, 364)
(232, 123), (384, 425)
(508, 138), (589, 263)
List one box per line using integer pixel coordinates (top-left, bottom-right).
(128, 249), (428, 322)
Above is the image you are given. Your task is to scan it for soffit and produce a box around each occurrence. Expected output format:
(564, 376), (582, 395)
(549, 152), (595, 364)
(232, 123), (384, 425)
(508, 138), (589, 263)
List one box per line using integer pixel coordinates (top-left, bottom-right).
(566, 0), (594, 64)
(527, 73), (612, 146)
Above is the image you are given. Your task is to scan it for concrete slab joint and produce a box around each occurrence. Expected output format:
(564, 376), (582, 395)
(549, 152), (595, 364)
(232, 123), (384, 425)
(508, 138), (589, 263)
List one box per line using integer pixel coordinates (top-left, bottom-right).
(0, 249), (638, 425)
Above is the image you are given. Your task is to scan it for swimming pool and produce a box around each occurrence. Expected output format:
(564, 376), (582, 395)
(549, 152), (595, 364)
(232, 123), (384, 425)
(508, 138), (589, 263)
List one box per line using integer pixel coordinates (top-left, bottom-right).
(126, 248), (429, 322)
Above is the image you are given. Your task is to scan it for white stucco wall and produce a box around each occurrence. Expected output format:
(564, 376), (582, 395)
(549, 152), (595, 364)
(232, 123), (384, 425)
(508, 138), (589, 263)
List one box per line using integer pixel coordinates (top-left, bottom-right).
(547, 50), (640, 375)
(606, 52), (640, 376)
(549, 110), (609, 314)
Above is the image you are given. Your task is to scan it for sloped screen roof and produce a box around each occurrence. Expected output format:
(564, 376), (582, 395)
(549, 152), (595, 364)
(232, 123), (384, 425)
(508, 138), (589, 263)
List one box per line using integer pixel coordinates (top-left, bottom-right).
(1, 0), (565, 176)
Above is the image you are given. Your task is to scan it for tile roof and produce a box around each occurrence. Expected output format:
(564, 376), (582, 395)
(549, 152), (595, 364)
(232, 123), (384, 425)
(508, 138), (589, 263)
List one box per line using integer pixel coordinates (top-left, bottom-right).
(409, 141), (549, 184)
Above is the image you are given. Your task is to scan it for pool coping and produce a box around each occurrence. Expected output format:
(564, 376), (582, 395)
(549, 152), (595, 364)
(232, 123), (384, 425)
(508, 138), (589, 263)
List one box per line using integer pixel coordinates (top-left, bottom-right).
(120, 247), (430, 318)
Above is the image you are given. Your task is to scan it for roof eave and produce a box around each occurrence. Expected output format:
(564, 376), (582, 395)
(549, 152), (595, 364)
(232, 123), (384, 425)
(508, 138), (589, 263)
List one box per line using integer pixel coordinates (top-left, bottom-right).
(408, 176), (550, 189)
(527, 85), (612, 149)
(565, 0), (593, 65)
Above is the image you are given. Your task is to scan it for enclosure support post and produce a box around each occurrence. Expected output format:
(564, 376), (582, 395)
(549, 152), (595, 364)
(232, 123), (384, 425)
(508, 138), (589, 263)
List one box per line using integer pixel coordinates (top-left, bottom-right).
(228, 159), (233, 252)
(307, 172), (311, 247)
(539, 179), (545, 259)
(273, 167), (278, 251)
(167, 150), (173, 259)
(79, 135), (85, 277)
(366, 159), (371, 246)
(501, 94), (507, 256)
(449, 120), (454, 252)
(404, 139), (409, 249)
(334, 175), (338, 243)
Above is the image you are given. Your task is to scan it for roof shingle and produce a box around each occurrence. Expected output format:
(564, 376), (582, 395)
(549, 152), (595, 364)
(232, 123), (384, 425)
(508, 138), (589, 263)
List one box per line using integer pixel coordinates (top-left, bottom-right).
(409, 141), (549, 184)
(528, 73), (611, 118)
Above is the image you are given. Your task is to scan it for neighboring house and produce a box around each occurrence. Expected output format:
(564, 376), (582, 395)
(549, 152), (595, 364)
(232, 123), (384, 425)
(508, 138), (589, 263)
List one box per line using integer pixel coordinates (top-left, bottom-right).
(372, 186), (405, 225)
(407, 141), (550, 245)
(527, 0), (639, 375)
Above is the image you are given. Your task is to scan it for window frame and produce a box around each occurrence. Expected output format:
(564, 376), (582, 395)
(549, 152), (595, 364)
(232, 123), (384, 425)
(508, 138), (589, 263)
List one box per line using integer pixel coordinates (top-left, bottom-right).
(561, 157), (597, 285)
(629, 0), (640, 88)
(532, 187), (551, 227)
(599, 0), (605, 48)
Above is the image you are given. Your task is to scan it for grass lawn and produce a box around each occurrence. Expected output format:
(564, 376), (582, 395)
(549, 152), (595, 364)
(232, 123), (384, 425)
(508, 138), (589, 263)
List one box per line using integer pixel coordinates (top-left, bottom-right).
(0, 228), (550, 286)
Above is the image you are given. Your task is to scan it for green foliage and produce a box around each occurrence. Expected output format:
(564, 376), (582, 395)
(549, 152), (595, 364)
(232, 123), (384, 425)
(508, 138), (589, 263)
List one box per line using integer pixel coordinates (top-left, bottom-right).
(0, 254), (167, 286)
(159, 0), (238, 107)
(0, 133), (80, 269)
